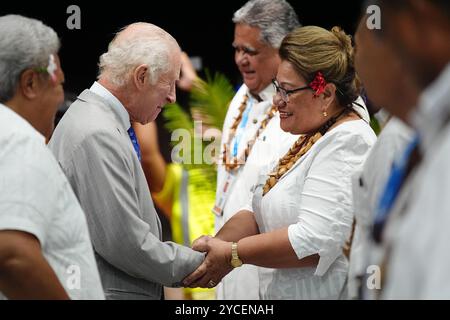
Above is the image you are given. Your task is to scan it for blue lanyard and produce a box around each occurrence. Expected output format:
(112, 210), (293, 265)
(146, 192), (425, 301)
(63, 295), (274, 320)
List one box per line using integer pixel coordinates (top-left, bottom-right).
(232, 96), (254, 158)
(373, 133), (419, 242)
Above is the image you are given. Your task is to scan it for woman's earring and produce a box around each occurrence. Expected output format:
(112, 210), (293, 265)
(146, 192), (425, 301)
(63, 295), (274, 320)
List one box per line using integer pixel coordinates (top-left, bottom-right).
(322, 111), (328, 117)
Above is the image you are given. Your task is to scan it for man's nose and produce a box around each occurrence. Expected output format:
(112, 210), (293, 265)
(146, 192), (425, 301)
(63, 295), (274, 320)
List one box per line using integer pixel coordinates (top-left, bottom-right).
(235, 51), (249, 66)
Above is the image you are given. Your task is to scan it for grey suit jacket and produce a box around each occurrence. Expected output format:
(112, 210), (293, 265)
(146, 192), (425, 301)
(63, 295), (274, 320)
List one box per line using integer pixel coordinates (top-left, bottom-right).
(49, 89), (204, 300)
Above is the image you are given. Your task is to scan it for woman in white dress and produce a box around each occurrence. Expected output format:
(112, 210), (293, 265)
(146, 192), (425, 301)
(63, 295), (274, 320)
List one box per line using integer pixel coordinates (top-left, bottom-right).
(183, 26), (377, 299)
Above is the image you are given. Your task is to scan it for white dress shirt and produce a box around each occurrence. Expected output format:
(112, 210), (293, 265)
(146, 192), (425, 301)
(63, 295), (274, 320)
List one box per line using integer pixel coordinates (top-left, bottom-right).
(216, 114), (299, 300)
(215, 83), (298, 300)
(382, 63), (450, 299)
(215, 84), (277, 228)
(0, 103), (104, 300)
(348, 116), (413, 299)
(90, 81), (130, 129)
(252, 120), (376, 299)
(215, 84), (371, 299)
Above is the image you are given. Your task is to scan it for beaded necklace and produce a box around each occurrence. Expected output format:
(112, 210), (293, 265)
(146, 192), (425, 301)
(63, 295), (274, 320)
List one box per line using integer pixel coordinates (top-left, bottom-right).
(263, 108), (351, 196)
(222, 93), (277, 172)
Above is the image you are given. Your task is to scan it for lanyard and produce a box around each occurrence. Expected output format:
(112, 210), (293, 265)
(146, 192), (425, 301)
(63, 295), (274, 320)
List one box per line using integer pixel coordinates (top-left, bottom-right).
(232, 96), (254, 157)
(373, 133), (419, 242)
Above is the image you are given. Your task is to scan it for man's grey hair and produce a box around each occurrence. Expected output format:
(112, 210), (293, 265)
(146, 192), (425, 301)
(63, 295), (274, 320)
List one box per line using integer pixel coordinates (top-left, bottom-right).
(98, 23), (179, 87)
(233, 0), (300, 48)
(0, 15), (60, 103)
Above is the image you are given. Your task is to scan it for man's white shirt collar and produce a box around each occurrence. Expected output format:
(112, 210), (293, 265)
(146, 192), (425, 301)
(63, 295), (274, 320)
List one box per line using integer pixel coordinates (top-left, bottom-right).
(90, 81), (131, 130)
(257, 83), (276, 103)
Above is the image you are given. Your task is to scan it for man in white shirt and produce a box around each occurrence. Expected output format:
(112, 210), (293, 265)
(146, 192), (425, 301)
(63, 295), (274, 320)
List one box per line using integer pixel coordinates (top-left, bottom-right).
(348, 11), (418, 299)
(212, 0), (300, 300)
(367, 0), (450, 298)
(0, 15), (104, 300)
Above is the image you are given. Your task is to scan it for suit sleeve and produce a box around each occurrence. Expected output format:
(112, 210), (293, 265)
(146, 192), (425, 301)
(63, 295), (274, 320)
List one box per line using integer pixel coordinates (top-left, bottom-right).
(65, 131), (204, 287)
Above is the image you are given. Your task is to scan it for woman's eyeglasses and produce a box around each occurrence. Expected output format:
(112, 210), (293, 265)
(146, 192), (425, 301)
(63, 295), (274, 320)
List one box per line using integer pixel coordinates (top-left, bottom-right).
(272, 79), (312, 103)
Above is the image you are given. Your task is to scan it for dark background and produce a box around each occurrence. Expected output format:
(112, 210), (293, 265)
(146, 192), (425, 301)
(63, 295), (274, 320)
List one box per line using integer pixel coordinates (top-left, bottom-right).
(1, 0), (366, 94)
(1, 0), (366, 237)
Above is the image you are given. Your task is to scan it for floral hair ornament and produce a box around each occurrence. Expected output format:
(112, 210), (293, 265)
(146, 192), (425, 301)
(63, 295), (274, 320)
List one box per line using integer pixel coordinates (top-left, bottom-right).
(35, 54), (58, 82)
(309, 71), (327, 97)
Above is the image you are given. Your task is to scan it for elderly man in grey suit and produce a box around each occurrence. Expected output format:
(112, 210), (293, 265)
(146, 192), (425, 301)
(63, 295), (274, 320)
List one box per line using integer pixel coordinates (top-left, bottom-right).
(49, 22), (204, 300)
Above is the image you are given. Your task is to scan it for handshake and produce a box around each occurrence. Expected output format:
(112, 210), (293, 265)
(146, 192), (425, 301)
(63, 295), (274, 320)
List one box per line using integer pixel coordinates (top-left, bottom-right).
(182, 236), (241, 288)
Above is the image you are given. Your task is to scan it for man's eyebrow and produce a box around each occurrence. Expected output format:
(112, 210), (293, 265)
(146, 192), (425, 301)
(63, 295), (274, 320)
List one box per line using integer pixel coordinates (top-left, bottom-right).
(232, 44), (257, 52)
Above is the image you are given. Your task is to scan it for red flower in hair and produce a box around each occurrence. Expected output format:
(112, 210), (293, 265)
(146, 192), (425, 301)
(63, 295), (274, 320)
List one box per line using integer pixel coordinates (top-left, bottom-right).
(309, 71), (327, 96)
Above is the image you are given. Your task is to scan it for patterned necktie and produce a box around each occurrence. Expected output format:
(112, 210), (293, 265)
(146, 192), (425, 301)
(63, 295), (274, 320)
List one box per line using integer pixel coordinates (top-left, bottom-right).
(373, 133), (420, 243)
(127, 126), (141, 161)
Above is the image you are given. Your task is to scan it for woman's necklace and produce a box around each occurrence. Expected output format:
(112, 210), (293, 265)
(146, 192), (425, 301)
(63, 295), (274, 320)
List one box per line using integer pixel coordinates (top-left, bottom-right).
(262, 108), (351, 196)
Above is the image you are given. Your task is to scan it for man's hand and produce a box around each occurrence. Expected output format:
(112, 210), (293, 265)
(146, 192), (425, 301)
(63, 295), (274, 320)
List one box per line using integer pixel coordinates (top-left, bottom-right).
(183, 237), (233, 288)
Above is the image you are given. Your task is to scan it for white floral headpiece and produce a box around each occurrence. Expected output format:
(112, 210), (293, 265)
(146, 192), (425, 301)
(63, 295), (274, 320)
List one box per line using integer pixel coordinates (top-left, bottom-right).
(36, 54), (57, 81)
(46, 54), (57, 81)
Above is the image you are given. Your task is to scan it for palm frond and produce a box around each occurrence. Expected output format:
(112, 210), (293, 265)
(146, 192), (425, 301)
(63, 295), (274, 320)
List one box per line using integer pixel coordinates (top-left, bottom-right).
(162, 102), (193, 133)
(370, 115), (381, 136)
(162, 71), (234, 178)
(189, 69), (235, 130)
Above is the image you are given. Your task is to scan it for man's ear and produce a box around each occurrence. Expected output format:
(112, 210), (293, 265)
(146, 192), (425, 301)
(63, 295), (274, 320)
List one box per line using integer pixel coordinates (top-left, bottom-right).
(19, 69), (40, 99)
(133, 64), (149, 89)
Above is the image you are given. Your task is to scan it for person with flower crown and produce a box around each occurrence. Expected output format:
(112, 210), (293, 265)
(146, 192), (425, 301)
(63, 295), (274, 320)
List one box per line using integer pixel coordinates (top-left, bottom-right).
(0, 15), (104, 299)
(184, 25), (377, 299)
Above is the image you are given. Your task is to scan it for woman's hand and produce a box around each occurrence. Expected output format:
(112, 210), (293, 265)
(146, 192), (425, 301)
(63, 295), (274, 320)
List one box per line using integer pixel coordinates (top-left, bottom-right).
(183, 237), (233, 288)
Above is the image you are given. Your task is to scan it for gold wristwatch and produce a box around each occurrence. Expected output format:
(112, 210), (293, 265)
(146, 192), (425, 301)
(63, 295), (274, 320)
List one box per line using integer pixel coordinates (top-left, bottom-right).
(230, 242), (243, 268)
